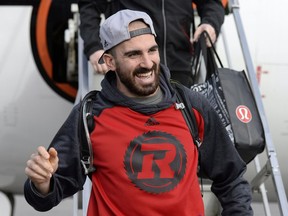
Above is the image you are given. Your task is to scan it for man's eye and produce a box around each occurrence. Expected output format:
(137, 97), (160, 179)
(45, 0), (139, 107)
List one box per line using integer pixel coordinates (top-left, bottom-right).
(127, 52), (140, 58)
(149, 47), (158, 53)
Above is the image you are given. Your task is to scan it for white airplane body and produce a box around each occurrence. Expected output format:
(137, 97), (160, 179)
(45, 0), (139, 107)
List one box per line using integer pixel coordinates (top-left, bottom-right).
(0, 0), (287, 215)
(0, 5), (74, 196)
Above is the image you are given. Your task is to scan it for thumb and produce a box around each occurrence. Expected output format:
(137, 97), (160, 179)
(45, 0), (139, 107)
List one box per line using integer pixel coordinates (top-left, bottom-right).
(192, 30), (201, 43)
(48, 147), (59, 172)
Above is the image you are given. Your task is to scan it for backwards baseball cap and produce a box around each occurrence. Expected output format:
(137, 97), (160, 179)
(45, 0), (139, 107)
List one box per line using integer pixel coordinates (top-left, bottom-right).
(98, 9), (156, 63)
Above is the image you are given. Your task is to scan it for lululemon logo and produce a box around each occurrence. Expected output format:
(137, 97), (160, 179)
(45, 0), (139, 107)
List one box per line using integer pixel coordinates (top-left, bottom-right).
(124, 131), (187, 193)
(236, 105), (252, 123)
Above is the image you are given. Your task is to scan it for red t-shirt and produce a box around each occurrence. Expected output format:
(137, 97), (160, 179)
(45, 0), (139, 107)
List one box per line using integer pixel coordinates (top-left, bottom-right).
(87, 104), (204, 215)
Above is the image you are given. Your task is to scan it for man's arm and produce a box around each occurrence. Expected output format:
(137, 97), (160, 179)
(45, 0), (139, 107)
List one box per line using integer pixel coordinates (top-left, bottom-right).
(193, 0), (225, 45)
(24, 104), (87, 211)
(194, 0), (225, 37)
(78, 0), (109, 74)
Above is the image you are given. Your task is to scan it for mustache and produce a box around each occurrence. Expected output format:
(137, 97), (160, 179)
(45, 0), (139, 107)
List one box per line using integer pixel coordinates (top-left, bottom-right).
(133, 63), (158, 75)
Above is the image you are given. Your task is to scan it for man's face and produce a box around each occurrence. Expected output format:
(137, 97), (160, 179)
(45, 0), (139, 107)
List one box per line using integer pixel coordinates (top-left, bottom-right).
(107, 26), (161, 97)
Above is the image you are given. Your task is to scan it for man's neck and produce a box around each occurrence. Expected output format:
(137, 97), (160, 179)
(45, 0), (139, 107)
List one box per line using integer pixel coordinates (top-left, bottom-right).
(131, 88), (163, 105)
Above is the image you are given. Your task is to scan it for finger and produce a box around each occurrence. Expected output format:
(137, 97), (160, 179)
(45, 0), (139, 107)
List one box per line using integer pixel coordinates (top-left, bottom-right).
(206, 37), (213, 47)
(89, 50), (108, 74)
(31, 149), (54, 173)
(192, 30), (201, 43)
(48, 147), (57, 158)
(48, 148), (59, 172)
(94, 63), (108, 74)
(25, 166), (51, 181)
(26, 158), (52, 179)
(28, 154), (53, 174)
(37, 146), (50, 160)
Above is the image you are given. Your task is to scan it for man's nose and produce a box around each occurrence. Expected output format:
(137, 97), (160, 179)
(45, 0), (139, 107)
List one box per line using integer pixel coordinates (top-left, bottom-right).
(139, 53), (153, 69)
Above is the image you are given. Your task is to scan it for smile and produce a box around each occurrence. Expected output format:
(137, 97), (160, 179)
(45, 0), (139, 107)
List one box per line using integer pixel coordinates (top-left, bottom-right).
(136, 71), (153, 79)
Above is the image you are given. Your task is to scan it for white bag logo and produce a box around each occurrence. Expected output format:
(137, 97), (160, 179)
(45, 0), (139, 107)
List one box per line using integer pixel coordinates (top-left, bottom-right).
(236, 105), (252, 123)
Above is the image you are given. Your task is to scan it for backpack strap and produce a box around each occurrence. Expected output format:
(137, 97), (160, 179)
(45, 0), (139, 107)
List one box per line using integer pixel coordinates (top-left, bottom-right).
(79, 90), (98, 175)
(171, 80), (202, 148)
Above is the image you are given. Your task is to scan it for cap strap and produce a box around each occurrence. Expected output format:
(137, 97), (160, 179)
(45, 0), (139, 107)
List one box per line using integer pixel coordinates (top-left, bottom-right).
(129, 27), (152, 38)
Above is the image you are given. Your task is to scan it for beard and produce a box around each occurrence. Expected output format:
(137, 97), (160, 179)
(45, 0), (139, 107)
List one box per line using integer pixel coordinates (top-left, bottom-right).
(115, 62), (160, 97)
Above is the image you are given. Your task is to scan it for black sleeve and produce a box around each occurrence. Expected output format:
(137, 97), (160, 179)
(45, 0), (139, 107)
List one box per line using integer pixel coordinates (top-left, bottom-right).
(78, 0), (108, 58)
(187, 90), (253, 215)
(24, 104), (87, 211)
(193, 0), (225, 36)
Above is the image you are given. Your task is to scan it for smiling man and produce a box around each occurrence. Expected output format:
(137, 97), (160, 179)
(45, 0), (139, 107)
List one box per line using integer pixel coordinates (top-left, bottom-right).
(100, 11), (161, 98)
(24, 9), (253, 216)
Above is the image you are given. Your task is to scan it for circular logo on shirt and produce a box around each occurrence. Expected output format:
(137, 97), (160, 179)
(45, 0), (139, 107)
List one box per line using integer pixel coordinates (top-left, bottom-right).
(124, 131), (187, 193)
(236, 105), (252, 123)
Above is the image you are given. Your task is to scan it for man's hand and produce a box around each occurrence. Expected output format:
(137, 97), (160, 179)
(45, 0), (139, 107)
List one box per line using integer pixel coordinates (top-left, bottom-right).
(25, 146), (59, 195)
(89, 50), (109, 74)
(192, 23), (217, 47)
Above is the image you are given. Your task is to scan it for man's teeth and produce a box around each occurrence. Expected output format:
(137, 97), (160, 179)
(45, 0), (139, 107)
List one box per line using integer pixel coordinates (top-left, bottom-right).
(137, 72), (152, 78)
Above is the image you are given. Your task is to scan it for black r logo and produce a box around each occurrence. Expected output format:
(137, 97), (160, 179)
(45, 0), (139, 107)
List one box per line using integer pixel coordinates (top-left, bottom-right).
(124, 131), (187, 193)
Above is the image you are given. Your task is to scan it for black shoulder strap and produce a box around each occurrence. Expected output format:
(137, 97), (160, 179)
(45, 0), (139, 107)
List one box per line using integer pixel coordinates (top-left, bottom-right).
(171, 80), (201, 148)
(79, 90), (99, 175)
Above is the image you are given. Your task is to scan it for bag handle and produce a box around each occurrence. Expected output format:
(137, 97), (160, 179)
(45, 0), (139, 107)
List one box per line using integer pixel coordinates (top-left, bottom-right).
(191, 31), (224, 81)
(203, 31), (224, 68)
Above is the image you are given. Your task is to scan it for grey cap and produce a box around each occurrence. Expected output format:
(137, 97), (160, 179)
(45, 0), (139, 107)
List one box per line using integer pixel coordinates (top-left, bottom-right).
(99, 9), (156, 63)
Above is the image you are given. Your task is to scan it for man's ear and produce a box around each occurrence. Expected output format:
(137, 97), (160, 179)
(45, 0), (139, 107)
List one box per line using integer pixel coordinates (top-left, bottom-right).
(103, 54), (116, 71)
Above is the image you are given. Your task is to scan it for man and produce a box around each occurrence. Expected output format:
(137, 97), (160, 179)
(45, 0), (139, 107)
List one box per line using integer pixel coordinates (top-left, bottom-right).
(24, 9), (253, 215)
(78, 0), (225, 87)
